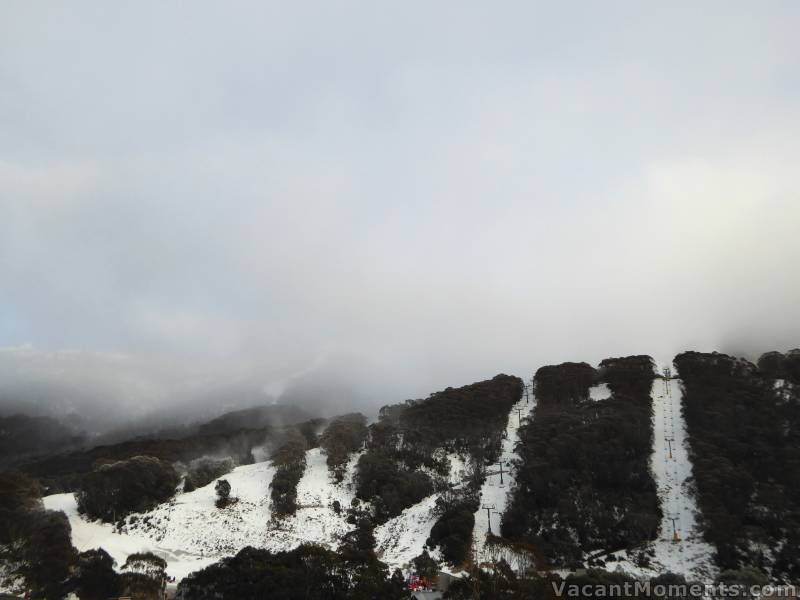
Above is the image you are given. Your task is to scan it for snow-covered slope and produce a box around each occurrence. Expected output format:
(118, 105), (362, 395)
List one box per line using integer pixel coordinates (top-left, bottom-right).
(472, 394), (536, 565)
(648, 374), (715, 578)
(43, 492), (217, 582)
(44, 447), (362, 581)
(41, 369), (720, 585)
(374, 452), (467, 569)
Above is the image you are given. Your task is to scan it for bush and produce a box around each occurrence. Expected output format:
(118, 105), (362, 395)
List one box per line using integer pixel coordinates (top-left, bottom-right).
(215, 479), (232, 509)
(76, 455), (180, 522)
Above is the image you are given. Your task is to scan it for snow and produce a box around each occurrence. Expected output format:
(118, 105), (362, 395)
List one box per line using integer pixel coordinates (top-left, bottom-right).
(472, 395), (536, 565)
(588, 383), (611, 402)
(44, 448), (362, 583)
(596, 373), (716, 579)
(374, 494), (440, 568)
(373, 452), (468, 570)
(43, 492), (216, 582)
(38, 371), (721, 585)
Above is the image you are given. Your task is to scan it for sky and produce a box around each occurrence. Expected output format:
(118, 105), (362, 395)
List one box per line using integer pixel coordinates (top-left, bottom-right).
(1, 2), (799, 423)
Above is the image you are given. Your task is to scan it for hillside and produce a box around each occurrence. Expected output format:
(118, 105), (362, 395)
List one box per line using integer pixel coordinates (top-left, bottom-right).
(3, 355), (799, 597)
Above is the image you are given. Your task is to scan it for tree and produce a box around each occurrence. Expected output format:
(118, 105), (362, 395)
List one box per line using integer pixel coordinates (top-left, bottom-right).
(121, 552), (168, 600)
(72, 548), (121, 600)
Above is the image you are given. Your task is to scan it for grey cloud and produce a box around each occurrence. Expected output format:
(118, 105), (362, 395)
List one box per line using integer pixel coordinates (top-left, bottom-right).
(1, 1), (799, 426)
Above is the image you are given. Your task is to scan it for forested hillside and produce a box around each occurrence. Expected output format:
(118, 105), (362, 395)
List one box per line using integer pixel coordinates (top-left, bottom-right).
(19, 418), (325, 494)
(501, 356), (660, 566)
(357, 375), (523, 524)
(675, 350), (800, 580)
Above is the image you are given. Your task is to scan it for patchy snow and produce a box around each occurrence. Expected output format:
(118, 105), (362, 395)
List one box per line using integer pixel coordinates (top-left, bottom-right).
(588, 383), (611, 402)
(472, 395), (536, 564)
(0, 557), (26, 596)
(374, 452), (468, 571)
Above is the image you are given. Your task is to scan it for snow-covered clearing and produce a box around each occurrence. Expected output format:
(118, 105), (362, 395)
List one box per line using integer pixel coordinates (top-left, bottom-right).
(589, 383), (611, 402)
(472, 394), (536, 565)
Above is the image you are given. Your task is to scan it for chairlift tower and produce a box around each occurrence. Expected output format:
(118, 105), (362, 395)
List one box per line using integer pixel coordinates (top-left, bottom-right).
(665, 436), (675, 460)
(667, 513), (681, 543)
(482, 503), (496, 534)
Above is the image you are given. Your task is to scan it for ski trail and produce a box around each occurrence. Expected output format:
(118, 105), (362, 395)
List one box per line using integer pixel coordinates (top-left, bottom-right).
(472, 386), (536, 564)
(649, 370), (716, 578)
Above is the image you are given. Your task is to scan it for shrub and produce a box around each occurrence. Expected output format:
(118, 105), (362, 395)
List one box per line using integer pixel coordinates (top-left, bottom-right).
(215, 479), (232, 509)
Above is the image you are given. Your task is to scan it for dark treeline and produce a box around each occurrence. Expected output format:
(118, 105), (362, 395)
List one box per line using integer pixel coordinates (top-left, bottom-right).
(675, 350), (800, 580)
(175, 542), (409, 599)
(502, 356), (660, 567)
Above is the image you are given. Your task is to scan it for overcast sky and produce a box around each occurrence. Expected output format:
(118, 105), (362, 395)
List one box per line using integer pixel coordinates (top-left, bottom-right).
(1, 2), (799, 421)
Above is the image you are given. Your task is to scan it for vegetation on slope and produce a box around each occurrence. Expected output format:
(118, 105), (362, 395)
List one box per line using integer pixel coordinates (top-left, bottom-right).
(501, 356), (659, 567)
(675, 350), (800, 579)
(175, 543), (408, 599)
(319, 413), (368, 482)
(76, 455), (181, 522)
(0, 472), (77, 599)
(269, 431), (308, 517)
(356, 374), (522, 525)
